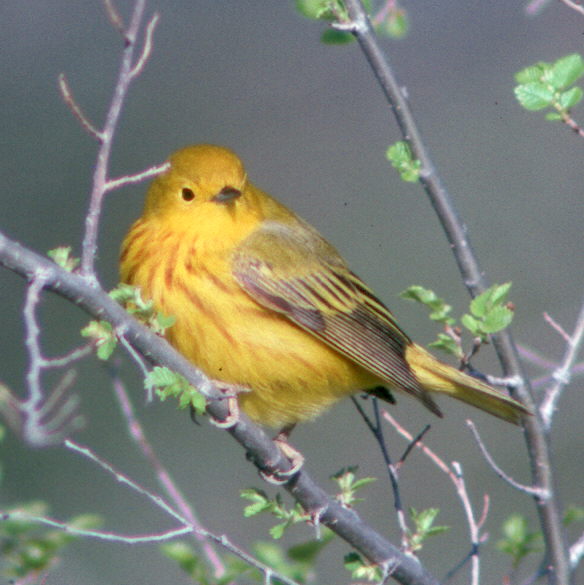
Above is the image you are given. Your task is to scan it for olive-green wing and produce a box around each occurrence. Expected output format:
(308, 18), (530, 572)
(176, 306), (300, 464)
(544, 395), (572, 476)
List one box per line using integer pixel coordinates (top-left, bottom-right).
(232, 219), (442, 416)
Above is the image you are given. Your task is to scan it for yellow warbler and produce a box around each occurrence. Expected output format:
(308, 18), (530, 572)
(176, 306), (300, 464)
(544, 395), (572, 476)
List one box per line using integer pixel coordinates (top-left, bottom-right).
(120, 144), (528, 428)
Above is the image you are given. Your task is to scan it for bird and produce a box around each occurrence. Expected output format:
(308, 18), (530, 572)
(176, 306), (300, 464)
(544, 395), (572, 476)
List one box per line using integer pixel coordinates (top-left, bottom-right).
(120, 144), (529, 434)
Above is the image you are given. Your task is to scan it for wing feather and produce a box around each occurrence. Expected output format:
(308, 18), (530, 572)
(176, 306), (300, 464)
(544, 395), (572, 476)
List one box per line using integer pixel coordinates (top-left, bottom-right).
(232, 220), (442, 416)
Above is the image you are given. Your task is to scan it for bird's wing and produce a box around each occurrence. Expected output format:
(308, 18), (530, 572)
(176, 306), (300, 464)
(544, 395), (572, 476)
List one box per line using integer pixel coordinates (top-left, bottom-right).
(232, 219), (441, 416)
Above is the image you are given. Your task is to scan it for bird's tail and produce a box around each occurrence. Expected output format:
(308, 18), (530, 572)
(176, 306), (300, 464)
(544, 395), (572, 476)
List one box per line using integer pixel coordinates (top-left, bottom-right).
(405, 343), (530, 425)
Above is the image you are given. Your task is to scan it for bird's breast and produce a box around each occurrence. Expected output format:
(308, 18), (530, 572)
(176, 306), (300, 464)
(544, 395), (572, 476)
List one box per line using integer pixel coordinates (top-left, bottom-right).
(121, 220), (379, 427)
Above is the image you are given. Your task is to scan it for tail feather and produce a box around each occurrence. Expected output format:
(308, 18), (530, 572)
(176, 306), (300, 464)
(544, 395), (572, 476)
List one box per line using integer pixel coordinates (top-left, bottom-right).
(405, 343), (530, 425)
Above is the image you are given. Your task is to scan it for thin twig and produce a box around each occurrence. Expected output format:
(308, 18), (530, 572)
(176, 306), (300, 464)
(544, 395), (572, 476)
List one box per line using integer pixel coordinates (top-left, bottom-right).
(17, 272), (85, 445)
(129, 13), (160, 79)
(351, 397), (410, 545)
(105, 162), (170, 192)
(58, 74), (103, 142)
(23, 273), (50, 412)
(110, 369), (227, 578)
(570, 531), (584, 569)
(66, 439), (187, 523)
(118, 334), (151, 381)
(559, 0), (584, 17)
(103, 0), (125, 36)
(466, 420), (547, 497)
(449, 462), (486, 585)
(1, 510), (192, 544)
(383, 411), (489, 585)
(540, 300), (584, 430)
(396, 424), (431, 470)
(43, 343), (94, 368)
(80, 0), (151, 282)
(63, 440), (300, 585)
(517, 344), (559, 371)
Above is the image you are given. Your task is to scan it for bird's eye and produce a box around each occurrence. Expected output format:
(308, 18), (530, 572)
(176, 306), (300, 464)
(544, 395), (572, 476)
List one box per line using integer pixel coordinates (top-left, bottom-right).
(181, 187), (195, 202)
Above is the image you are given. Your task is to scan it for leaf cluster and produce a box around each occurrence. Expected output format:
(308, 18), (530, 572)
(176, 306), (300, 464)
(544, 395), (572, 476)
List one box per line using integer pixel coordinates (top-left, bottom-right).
(0, 502), (100, 579)
(294, 0), (409, 43)
(330, 465), (376, 508)
(401, 283), (514, 357)
(406, 507), (449, 553)
(497, 508), (584, 570)
(514, 53), (584, 120)
(47, 247), (80, 272)
(80, 284), (175, 361)
(386, 141), (421, 182)
(241, 489), (311, 540)
(146, 366), (207, 414)
(162, 534), (332, 585)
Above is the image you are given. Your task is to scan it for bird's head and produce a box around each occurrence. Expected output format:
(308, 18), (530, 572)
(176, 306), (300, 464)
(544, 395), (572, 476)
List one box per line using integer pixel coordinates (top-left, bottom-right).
(143, 144), (251, 221)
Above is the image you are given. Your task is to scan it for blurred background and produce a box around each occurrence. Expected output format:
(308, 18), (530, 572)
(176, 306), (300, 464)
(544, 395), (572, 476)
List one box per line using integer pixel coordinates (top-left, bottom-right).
(1, 1), (582, 584)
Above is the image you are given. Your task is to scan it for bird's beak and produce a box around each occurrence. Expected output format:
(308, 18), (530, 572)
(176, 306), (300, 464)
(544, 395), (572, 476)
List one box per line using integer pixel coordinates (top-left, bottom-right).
(212, 186), (242, 203)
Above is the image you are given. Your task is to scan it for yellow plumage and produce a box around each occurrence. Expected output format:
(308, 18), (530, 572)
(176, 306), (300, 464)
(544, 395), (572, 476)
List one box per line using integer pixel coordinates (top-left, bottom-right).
(120, 144), (529, 428)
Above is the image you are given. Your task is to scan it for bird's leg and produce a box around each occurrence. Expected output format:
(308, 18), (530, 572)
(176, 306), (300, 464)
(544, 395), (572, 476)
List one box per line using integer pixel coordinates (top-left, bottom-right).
(260, 423), (305, 485)
(206, 382), (250, 429)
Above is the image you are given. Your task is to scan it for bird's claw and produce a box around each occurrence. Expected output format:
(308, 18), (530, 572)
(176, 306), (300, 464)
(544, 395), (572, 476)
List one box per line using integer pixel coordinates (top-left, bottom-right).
(259, 426), (304, 484)
(206, 382), (249, 429)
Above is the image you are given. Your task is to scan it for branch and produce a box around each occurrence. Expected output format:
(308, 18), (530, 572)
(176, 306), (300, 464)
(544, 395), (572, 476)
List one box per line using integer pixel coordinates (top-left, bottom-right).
(3, 439), (302, 585)
(570, 531), (584, 570)
(540, 300), (584, 429)
(110, 368), (226, 578)
(0, 231), (441, 585)
(559, 0), (584, 17)
(73, 0), (155, 283)
(466, 421), (547, 497)
(383, 411), (489, 585)
(341, 2), (571, 582)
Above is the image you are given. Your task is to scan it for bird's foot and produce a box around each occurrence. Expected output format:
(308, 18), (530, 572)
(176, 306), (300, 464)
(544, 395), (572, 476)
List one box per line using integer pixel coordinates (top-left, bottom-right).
(259, 424), (304, 485)
(207, 382), (250, 429)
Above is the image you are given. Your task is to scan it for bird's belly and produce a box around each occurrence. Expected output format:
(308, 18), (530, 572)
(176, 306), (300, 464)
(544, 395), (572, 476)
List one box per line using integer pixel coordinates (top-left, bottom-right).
(162, 275), (379, 427)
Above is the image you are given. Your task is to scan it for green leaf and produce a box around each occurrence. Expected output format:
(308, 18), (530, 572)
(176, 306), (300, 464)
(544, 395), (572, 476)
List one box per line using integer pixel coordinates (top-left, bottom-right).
(460, 314), (480, 335)
(294, 0), (329, 20)
(564, 505), (584, 526)
(400, 285), (456, 325)
(462, 283), (514, 338)
(240, 489), (308, 540)
(160, 542), (200, 576)
(428, 333), (462, 358)
(559, 86), (583, 109)
(377, 8), (409, 39)
(111, 283), (175, 335)
(548, 53), (584, 90)
(343, 552), (383, 581)
(268, 523), (287, 540)
(514, 82), (555, 111)
(469, 282), (511, 317)
(331, 466), (376, 507)
(80, 320), (117, 360)
(287, 528), (334, 564)
(156, 312), (176, 329)
(496, 514), (542, 568)
(0, 505), (101, 579)
(146, 366), (206, 413)
(481, 305), (514, 333)
(386, 141), (421, 182)
(321, 28), (355, 44)
(47, 247), (80, 272)
(241, 488), (272, 517)
(407, 507), (449, 551)
(545, 112), (563, 121)
(515, 63), (546, 84)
